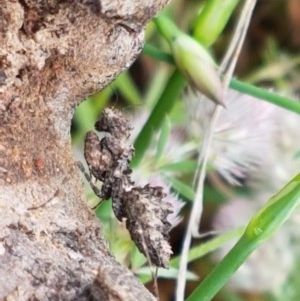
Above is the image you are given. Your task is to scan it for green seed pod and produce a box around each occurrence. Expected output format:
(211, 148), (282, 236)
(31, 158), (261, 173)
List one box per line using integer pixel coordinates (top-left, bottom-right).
(154, 16), (224, 105)
(171, 34), (224, 105)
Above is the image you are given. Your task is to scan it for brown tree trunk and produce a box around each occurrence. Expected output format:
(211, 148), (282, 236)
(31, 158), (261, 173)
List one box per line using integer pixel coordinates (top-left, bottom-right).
(0, 1), (169, 300)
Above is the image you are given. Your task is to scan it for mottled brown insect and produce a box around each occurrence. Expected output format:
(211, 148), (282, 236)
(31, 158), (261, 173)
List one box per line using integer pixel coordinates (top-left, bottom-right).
(79, 108), (173, 268)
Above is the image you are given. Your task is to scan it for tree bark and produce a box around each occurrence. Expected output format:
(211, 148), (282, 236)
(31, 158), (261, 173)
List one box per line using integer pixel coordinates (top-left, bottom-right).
(0, 1), (169, 300)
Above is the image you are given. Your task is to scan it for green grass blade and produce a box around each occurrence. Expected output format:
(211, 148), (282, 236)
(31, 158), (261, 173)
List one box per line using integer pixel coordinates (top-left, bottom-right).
(193, 0), (241, 46)
(155, 116), (171, 161)
(165, 176), (195, 201)
(230, 78), (300, 115)
(143, 43), (174, 64)
(186, 173), (300, 301)
(132, 69), (185, 167)
(159, 160), (197, 174)
(171, 227), (244, 267)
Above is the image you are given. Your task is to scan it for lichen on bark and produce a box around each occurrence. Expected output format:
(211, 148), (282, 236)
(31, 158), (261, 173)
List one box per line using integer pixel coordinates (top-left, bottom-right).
(0, 1), (169, 300)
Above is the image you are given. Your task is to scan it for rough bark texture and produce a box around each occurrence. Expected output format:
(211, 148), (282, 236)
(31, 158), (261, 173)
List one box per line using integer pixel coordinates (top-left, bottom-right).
(0, 1), (169, 300)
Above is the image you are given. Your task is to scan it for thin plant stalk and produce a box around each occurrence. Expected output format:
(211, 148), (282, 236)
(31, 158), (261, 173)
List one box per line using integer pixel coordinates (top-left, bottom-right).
(176, 1), (257, 300)
(192, 0), (258, 237)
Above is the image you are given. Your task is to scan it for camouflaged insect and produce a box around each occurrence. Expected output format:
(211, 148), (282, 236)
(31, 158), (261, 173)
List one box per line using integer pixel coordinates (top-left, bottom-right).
(82, 108), (173, 268)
